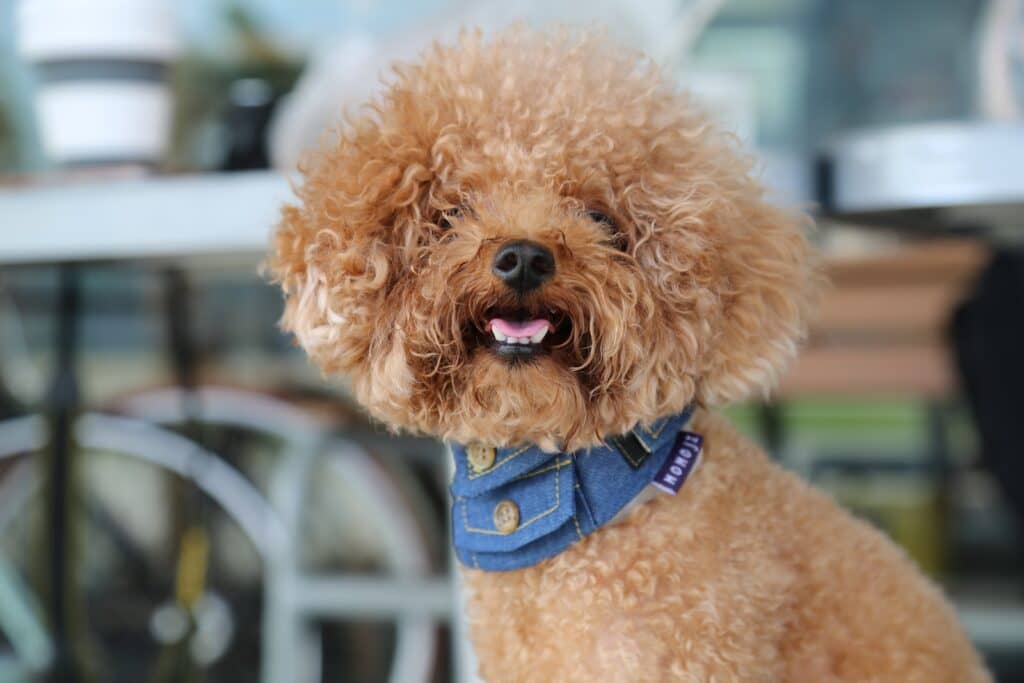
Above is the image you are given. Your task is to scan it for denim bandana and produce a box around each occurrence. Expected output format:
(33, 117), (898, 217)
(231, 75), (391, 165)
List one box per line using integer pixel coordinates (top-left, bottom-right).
(450, 407), (696, 572)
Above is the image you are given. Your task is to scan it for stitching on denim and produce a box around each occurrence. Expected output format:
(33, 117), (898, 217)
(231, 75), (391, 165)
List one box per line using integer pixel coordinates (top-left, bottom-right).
(636, 417), (672, 451)
(572, 514), (583, 540)
(466, 444), (531, 480)
(642, 417), (669, 439)
(461, 465), (562, 535)
(640, 408), (692, 442)
(514, 458), (571, 481)
(571, 457), (598, 528)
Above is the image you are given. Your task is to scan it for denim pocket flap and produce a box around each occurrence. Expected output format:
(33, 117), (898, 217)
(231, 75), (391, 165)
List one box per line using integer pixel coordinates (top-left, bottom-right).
(452, 458), (576, 553)
(450, 443), (559, 497)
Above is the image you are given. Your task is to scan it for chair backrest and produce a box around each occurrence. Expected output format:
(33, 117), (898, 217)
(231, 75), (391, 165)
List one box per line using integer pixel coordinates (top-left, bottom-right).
(778, 240), (988, 399)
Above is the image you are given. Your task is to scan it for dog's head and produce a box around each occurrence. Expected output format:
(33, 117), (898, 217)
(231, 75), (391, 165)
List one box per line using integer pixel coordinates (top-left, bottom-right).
(270, 28), (814, 450)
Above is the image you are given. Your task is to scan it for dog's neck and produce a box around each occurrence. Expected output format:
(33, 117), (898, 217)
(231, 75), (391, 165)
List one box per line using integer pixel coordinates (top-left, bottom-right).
(449, 407), (701, 572)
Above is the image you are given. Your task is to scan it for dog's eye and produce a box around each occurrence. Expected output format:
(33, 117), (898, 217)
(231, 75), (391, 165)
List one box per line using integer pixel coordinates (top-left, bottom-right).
(438, 206), (464, 231)
(586, 209), (628, 251)
(438, 210), (457, 230)
(587, 210), (616, 230)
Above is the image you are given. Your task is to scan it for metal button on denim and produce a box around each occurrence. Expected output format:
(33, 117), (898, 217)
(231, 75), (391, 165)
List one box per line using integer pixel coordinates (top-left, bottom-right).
(467, 443), (497, 472)
(493, 500), (519, 533)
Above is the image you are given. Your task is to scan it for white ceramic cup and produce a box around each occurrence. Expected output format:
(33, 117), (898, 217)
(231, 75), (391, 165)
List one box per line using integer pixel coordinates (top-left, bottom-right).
(17, 0), (179, 166)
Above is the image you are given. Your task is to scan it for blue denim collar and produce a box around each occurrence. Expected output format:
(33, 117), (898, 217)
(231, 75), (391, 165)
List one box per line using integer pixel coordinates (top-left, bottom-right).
(449, 407), (695, 572)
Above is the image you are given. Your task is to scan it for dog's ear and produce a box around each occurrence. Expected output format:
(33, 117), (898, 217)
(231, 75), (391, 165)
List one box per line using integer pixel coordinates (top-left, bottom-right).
(696, 191), (816, 405)
(625, 121), (816, 407)
(267, 112), (433, 376)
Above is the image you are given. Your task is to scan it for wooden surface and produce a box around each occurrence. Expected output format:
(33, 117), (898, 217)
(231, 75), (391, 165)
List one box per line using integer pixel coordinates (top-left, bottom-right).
(779, 240), (989, 399)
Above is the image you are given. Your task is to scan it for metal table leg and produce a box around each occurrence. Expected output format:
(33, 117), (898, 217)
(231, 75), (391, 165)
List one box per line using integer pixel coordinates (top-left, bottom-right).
(42, 264), (83, 682)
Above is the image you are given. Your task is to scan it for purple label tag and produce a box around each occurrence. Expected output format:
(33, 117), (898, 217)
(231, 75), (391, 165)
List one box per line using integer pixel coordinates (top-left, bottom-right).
(652, 430), (704, 495)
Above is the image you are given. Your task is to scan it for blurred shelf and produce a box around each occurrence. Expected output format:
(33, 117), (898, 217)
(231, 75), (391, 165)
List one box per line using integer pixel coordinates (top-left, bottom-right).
(822, 122), (1024, 234)
(0, 170), (291, 265)
(0, 150), (814, 267)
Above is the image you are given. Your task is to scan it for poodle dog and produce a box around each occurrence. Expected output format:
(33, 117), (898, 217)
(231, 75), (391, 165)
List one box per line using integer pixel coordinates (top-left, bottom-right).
(270, 28), (989, 682)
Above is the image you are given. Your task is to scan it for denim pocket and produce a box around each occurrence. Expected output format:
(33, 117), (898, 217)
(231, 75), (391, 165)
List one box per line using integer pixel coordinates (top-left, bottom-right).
(452, 457), (576, 553)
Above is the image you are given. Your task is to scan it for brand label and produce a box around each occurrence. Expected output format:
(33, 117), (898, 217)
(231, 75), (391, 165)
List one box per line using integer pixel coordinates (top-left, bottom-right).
(652, 431), (703, 495)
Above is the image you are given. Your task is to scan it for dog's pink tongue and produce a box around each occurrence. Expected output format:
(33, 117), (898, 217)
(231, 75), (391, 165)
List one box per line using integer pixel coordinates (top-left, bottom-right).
(488, 318), (552, 338)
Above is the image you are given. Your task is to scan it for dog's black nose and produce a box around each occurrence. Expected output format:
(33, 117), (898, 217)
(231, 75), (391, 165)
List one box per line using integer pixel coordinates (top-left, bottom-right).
(492, 240), (555, 294)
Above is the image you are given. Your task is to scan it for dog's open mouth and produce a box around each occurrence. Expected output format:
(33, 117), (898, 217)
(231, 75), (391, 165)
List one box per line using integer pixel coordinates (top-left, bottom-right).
(478, 308), (571, 361)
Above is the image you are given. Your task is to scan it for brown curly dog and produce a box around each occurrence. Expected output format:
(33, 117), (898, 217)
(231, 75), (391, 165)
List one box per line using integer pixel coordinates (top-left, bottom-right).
(270, 27), (989, 683)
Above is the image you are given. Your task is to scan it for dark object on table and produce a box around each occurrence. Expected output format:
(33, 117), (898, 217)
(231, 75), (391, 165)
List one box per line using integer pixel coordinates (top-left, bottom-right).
(221, 78), (278, 171)
(167, 6), (301, 172)
(952, 248), (1024, 529)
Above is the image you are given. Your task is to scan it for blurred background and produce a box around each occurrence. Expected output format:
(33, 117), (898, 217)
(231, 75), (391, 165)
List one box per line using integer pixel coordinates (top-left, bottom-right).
(0, 0), (1023, 681)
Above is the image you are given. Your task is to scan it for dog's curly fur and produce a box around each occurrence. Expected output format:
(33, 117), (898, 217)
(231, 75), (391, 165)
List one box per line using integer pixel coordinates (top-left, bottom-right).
(271, 28), (989, 682)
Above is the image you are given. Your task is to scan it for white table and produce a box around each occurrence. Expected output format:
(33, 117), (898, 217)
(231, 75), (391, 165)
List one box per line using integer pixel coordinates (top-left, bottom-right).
(0, 171), (290, 264)
(823, 121), (1024, 235)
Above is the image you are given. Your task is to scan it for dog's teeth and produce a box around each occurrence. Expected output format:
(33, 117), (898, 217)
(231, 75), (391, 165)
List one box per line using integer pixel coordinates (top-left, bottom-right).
(490, 323), (549, 346)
